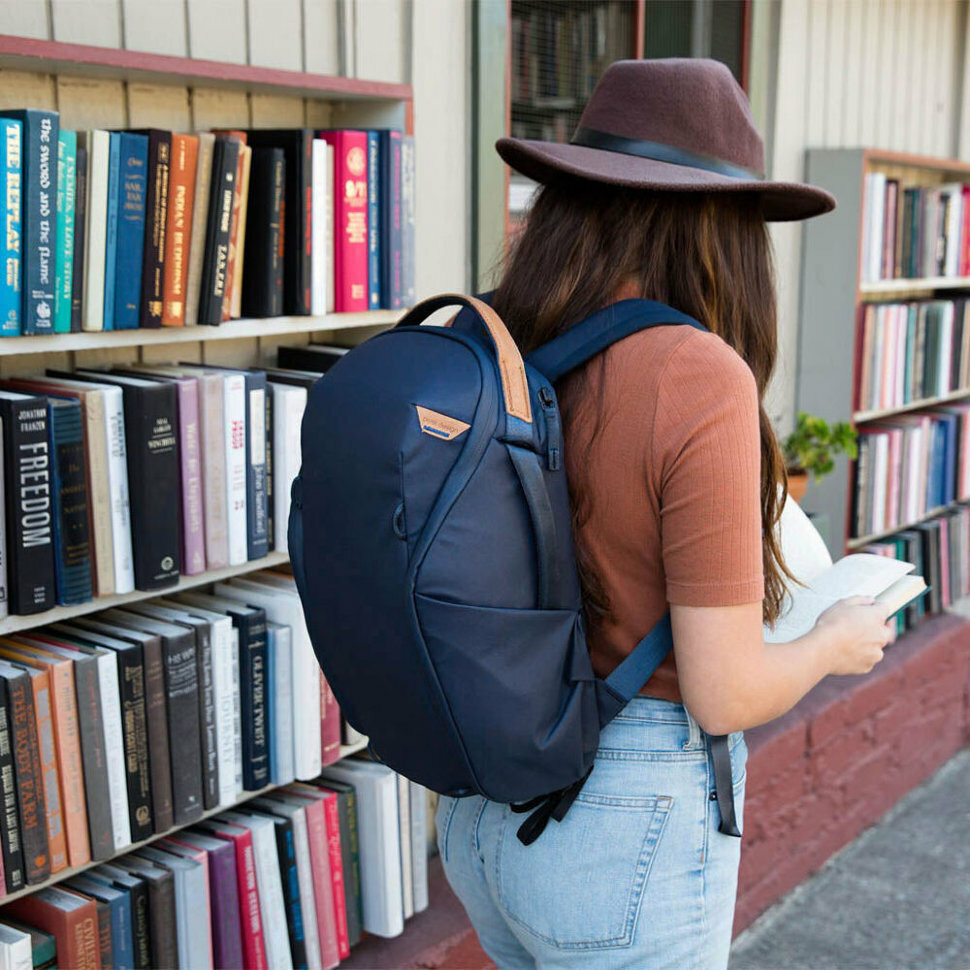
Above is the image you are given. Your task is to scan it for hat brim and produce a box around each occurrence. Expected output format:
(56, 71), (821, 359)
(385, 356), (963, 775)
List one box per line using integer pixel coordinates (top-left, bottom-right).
(496, 137), (836, 222)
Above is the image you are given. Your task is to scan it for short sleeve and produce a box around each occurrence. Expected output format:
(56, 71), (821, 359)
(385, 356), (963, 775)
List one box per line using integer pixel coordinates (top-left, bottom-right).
(653, 332), (765, 606)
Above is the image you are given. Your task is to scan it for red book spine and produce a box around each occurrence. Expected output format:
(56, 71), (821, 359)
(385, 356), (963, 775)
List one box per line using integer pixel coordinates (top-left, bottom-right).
(320, 673), (341, 767)
(235, 834), (268, 970)
(300, 796), (339, 968)
(322, 792), (349, 959)
(961, 186), (970, 275)
(324, 131), (368, 312)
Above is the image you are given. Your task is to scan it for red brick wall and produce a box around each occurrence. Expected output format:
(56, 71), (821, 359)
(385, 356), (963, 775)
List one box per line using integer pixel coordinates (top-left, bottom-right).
(735, 612), (970, 934)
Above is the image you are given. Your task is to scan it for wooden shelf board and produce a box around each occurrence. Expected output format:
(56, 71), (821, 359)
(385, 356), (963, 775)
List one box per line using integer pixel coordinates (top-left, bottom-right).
(0, 551), (290, 636)
(0, 34), (412, 103)
(859, 276), (970, 297)
(0, 310), (400, 356)
(854, 388), (970, 422)
(864, 148), (970, 175)
(847, 502), (960, 549)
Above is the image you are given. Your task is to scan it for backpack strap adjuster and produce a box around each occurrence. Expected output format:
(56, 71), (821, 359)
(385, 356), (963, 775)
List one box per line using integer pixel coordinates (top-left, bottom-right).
(509, 764), (595, 846)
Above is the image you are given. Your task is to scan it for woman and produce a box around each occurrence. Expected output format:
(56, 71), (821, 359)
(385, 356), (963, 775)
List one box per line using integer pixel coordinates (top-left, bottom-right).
(434, 59), (894, 969)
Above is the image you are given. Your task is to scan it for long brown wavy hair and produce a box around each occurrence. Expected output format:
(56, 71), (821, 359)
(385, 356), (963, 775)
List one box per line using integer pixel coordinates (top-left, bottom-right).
(491, 180), (794, 625)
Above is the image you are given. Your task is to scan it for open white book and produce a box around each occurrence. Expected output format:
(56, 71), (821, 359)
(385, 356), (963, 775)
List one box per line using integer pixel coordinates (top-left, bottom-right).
(764, 499), (927, 644)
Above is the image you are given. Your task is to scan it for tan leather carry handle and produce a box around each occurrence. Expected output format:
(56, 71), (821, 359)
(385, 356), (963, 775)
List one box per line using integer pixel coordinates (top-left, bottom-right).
(395, 293), (533, 423)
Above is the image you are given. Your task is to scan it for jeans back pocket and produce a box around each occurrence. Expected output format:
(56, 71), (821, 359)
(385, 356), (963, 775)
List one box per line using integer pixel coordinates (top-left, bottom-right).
(496, 791), (672, 950)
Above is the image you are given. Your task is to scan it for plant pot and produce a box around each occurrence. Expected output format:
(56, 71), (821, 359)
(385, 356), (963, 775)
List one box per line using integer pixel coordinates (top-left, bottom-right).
(787, 470), (809, 503)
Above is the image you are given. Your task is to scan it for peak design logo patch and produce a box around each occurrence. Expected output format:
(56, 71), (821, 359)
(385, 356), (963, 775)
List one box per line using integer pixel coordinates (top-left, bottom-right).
(415, 405), (470, 441)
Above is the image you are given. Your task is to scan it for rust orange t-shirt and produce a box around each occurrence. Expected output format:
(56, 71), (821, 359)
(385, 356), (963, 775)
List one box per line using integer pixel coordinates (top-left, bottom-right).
(560, 323), (765, 703)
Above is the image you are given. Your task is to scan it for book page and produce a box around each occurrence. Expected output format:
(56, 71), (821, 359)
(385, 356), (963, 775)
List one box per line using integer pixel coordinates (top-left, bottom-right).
(765, 589), (839, 643)
(807, 554), (914, 600)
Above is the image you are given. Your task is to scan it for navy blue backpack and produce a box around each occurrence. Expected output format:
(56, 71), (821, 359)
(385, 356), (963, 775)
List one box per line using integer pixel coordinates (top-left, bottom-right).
(288, 293), (740, 844)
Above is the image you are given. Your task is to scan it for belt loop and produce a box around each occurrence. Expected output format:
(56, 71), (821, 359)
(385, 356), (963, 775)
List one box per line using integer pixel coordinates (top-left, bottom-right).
(683, 706), (703, 750)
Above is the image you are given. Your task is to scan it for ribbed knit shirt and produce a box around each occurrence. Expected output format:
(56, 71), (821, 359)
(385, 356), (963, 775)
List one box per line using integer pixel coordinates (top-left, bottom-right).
(561, 323), (765, 702)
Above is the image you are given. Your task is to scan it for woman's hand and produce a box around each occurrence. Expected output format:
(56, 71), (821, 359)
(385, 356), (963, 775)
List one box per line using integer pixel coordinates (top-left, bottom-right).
(813, 595), (896, 675)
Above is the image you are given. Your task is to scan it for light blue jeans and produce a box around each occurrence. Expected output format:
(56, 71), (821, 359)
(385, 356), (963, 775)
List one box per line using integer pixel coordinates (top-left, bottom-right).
(435, 696), (747, 969)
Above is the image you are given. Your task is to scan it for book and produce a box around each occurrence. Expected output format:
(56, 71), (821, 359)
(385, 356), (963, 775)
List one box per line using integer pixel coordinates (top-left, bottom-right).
(198, 135), (241, 325)
(53, 128), (74, 336)
(0, 922), (31, 970)
(276, 343), (347, 373)
(86, 865), (149, 970)
(63, 874), (133, 970)
(267, 381), (306, 552)
(229, 145), (252, 320)
(184, 132), (215, 327)
(70, 143), (87, 334)
(161, 132), (199, 327)
(242, 147), (285, 318)
(0, 918), (55, 970)
(46, 396), (93, 605)
(78, 130), (109, 332)
(133, 129), (172, 329)
(2, 886), (99, 970)
(400, 134), (415, 306)
(379, 129), (402, 310)
(265, 622), (294, 787)
(0, 673), (25, 892)
(244, 129), (313, 315)
(0, 111), (57, 335)
(0, 393), (55, 614)
(102, 132), (121, 331)
(311, 139), (330, 316)
(114, 855), (177, 970)
(409, 781), (428, 913)
(0, 119), (22, 337)
(365, 131), (380, 309)
(318, 130), (368, 312)
(113, 132), (148, 331)
(222, 140), (248, 321)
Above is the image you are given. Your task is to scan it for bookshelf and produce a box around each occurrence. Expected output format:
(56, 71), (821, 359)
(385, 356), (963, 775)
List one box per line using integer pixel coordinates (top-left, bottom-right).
(0, 32), (416, 961)
(798, 147), (970, 609)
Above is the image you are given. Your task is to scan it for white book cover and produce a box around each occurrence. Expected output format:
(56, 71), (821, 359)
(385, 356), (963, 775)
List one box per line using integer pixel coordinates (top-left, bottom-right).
(216, 577), (322, 779)
(266, 622), (295, 787)
(231, 627), (243, 795)
(185, 132), (216, 326)
(311, 139), (329, 315)
(251, 797), (322, 970)
(766, 501), (925, 643)
(154, 598), (238, 807)
(939, 301), (954, 397)
(94, 648), (132, 849)
(870, 172), (887, 282)
(325, 143), (335, 314)
(269, 382), (307, 551)
(81, 129), (110, 331)
(861, 173), (874, 283)
(941, 183), (963, 277)
(0, 416), (6, 621)
(221, 811), (294, 970)
(0, 924), (31, 970)
(136, 846), (211, 970)
(102, 384), (135, 593)
(871, 433), (889, 534)
(397, 773), (413, 919)
(224, 373), (248, 565)
(319, 760), (404, 939)
(409, 782), (428, 913)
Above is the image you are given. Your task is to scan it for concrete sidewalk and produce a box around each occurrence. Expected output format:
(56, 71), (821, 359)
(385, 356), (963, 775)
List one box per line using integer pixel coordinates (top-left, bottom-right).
(730, 748), (970, 970)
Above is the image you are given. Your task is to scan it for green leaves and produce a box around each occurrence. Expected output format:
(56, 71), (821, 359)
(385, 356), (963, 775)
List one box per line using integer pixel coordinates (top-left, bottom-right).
(782, 410), (858, 482)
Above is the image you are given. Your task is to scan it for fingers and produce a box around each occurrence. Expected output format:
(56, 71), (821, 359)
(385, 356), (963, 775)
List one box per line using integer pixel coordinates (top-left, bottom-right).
(840, 595), (877, 607)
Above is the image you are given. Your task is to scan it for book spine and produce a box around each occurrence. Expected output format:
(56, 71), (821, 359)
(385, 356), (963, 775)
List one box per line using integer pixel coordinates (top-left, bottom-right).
(116, 650), (153, 841)
(49, 402), (93, 605)
(9, 673), (50, 883)
(272, 625), (294, 785)
(0, 120), (21, 336)
(320, 675), (341, 767)
(70, 144), (87, 333)
(264, 387), (273, 553)
(340, 789), (363, 947)
(366, 131), (380, 310)
(245, 376), (268, 561)
(102, 132), (121, 331)
(0, 418), (5, 622)
(401, 135), (415, 306)
(97, 653), (132, 850)
(311, 140), (329, 316)
(163, 635), (204, 825)
(161, 133), (198, 327)
(221, 145), (247, 321)
(81, 130), (109, 332)
(139, 131), (172, 328)
(123, 384), (180, 591)
(239, 614), (269, 791)
(0, 678), (25, 891)
(3, 399), (56, 614)
(199, 138), (240, 325)
(299, 798), (337, 966)
(212, 622), (236, 806)
(19, 111), (57, 334)
(48, 662), (90, 868)
(114, 133), (148, 331)
(230, 146), (252, 320)
(275, 820), (307, 967)
(327, 131), (368, 312)
(184, 132), (214, 327)
(200, 374), (229, 569)
(203, 842), (244, 970)
(103, 389), (134, 594)
(225, 375), (248, 566)
(71, 657), (113, 861)
(54, 130), (75, 334)
(176, 380), (206, 575)
(324, 144), (334, 313)
(322, 794), (349, 958)
(390, 132), (403, 309)
(236, 836), (268, 970)
(195, 622), (219, 810)
(141, 635), (173, 833)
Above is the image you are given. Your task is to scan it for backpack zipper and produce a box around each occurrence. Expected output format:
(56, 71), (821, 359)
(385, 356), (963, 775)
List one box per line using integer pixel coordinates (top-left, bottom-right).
(538, 385), (561, 471)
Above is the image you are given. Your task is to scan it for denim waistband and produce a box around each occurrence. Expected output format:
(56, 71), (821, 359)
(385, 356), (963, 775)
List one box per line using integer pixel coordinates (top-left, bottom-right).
(603, 695), (744, 754)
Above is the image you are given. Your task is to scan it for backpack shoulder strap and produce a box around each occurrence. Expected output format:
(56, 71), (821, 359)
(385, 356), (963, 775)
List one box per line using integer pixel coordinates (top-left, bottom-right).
(525, 298), (707, 383)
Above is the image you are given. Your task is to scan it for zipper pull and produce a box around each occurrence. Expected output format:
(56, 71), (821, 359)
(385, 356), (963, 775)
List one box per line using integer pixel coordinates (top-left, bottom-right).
(538, 386), (562, 471)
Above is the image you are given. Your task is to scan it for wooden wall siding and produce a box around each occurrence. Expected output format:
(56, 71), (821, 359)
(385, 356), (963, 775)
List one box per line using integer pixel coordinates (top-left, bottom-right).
(51, 0), (122, 47)
(0, 0), (49, 40)
(185, 0), (248, 62)
(122, 0), (189, 57)
(766, 0), (967, 433)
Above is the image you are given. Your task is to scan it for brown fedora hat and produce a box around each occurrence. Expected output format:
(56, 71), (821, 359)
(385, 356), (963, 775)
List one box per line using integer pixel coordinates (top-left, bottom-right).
(496, 57), (835, 222)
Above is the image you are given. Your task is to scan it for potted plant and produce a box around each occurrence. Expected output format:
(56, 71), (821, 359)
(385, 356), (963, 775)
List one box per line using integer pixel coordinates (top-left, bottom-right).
(782, 411), (858, 503)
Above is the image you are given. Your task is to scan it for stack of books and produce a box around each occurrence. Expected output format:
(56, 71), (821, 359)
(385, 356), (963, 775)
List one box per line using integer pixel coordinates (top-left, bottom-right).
(0, 110), (416, 335)
(0, 362), (321, 616)
(855, 297), (970, 413)
(861, 170), (970, 282)
(852, 404), (970, 539)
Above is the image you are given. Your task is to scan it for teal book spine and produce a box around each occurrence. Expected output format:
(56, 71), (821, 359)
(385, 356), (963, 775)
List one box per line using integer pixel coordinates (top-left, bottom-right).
(54, 130), (76, 334)
(0, 119), (21, 336)
(114, 132), (148, 330)
(102, 131), (121, 331)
